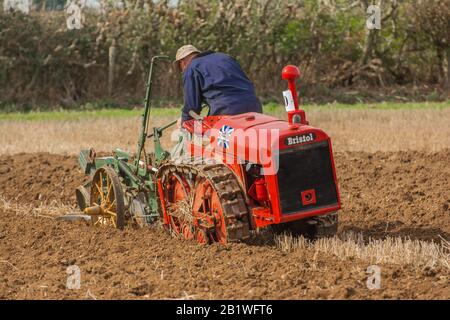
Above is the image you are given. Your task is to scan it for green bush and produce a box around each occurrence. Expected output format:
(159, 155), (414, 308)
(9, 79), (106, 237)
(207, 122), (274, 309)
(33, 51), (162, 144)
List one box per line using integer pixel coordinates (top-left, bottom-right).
(0, 0), (449, 110)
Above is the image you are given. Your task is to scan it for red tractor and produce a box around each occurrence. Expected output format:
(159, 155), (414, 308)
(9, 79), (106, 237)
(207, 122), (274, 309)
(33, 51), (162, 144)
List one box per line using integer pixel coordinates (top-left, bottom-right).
(75, 58), (340, 245)
(156, 65), (341, 244)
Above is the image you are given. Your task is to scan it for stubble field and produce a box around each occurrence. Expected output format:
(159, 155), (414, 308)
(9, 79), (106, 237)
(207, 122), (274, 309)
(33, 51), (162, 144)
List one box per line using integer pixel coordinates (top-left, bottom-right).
(0, 105), (449, 299)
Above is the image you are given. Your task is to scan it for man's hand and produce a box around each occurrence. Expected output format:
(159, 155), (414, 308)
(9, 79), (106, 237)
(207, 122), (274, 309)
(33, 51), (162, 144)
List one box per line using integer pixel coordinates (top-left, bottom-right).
(176, 117), (182, 128)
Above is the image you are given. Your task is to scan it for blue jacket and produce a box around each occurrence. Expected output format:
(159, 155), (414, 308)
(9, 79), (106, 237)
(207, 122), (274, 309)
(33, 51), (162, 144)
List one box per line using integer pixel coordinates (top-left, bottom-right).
(182, 52), (262, 121)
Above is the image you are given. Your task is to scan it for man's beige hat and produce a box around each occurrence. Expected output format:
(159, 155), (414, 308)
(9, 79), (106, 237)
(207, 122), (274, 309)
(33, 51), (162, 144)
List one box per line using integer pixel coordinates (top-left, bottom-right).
(174, 44), (201, 66)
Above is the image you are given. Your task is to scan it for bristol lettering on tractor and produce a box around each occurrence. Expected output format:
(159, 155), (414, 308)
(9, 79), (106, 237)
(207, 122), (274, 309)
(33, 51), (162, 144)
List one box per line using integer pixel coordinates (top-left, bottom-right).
(73, 56), (341, 244)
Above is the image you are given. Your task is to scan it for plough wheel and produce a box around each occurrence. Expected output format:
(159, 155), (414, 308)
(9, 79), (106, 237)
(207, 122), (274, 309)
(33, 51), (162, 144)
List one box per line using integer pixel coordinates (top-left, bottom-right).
(88, 166), (125, 229)
(158, 160), (250, 244)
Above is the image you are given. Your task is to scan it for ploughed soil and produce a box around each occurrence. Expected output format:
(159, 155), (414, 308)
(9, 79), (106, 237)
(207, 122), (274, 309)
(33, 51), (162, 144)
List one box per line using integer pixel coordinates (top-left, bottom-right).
(0, 151), (449, 299)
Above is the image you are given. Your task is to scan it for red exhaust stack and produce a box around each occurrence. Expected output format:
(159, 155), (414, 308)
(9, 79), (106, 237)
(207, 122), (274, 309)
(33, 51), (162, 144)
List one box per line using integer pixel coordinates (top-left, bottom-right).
(282, 65), (307, 125)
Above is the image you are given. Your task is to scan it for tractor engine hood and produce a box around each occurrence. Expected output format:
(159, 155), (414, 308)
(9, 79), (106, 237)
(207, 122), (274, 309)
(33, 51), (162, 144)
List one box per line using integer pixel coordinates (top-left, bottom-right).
(208, 112), (330, 174)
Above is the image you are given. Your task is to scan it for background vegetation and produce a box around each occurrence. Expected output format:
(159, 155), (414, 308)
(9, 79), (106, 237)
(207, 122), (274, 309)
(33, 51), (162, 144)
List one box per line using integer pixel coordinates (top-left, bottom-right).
(1, 0), (449, 111)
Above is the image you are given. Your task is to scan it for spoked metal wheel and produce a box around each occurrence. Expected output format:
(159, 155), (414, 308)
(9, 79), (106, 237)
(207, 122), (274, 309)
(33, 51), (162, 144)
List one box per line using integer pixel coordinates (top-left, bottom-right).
(163, 171), (215, 244)
(159, 162), (250, 245)
(194, 228), (209, 245)
(191, 175), (228, 244)
(85, 166), (125, 229)
(164, 172), (204, 242)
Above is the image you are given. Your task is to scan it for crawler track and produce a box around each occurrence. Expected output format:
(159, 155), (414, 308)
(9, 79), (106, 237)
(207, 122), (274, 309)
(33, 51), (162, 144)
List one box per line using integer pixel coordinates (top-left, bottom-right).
(158, 159), (250, 243)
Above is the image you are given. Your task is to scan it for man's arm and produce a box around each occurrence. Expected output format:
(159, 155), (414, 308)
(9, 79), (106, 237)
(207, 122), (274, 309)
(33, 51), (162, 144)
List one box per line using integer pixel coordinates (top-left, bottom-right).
(181, 68), (203, 122)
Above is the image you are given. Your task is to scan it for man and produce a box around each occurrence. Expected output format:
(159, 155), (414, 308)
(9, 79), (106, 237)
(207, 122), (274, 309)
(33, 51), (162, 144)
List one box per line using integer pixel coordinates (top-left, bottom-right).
(174, 45), (262, 125)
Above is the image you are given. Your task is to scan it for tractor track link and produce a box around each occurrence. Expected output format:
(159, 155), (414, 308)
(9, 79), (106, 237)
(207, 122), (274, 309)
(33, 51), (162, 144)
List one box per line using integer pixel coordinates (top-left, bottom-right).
(158, 158), (250, 243)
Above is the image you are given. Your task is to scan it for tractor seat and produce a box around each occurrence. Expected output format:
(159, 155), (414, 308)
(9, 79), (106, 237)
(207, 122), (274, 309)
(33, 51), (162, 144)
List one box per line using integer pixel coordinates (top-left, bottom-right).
(182, 116), (227, 136)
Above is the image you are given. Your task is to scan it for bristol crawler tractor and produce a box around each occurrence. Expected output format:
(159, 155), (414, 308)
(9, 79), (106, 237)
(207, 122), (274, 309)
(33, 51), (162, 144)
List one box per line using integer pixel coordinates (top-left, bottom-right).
(74, 55), (341, 244)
